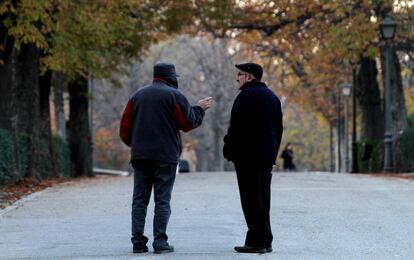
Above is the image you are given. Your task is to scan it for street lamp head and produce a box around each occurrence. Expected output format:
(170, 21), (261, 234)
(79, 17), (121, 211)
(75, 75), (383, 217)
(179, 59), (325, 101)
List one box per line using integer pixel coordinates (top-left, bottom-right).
(340, 82), (352, 97)
(380, 16), (397, 40)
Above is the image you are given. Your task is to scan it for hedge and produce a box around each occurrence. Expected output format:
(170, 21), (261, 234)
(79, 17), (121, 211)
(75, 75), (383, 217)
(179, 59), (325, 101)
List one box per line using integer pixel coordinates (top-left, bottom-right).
(357, 140), (383, 173)
(396, 127), (414, 173)
(0, 128), (72, 186)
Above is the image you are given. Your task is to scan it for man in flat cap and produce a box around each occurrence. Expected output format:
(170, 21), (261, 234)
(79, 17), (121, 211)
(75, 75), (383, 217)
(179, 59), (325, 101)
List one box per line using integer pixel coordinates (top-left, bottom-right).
(120, 62), (212, 254)
(223, 62), (283, 254)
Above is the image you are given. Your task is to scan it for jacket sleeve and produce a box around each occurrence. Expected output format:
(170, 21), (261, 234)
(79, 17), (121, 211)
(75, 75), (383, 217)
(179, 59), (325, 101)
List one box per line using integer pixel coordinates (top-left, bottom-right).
(119, 100), (133, 147)
(172, 93), (205, 132)
(275, 98), (283, 157)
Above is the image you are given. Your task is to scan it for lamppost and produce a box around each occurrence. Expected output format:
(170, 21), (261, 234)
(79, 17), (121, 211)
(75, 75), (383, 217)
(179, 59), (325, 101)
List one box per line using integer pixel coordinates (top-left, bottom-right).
(341, 82), (352, 172)
(330, 93), (336, 172)
(380, 16), (397, 173)
(336, 92), (341, 172)
(351, 68), (359, 173)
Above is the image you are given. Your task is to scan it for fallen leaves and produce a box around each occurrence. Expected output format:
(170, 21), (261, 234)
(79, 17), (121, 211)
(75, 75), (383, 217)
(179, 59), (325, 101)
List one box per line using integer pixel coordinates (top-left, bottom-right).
(0, 177), (69, 209)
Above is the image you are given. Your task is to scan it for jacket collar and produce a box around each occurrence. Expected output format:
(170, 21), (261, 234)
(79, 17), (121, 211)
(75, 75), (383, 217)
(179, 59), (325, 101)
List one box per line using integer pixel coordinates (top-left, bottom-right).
(239, 79), (266, 90)
(153, 77), (178, 89)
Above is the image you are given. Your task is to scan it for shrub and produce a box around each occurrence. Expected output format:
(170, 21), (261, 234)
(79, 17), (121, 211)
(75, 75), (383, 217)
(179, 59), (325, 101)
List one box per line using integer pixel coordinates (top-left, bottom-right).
(0, 129), (22, 185)
(53, 136), (72, 177)
(408, 114), (414, 127)
(397, 127), (414, 173)
(357, 140), (383, 173)
(0, 128), (72, 186)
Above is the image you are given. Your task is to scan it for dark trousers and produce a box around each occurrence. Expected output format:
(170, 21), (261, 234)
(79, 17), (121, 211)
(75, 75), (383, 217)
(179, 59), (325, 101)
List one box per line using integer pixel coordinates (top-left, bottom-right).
(234, 162), (273, 248)
(130, 159), (177, 248)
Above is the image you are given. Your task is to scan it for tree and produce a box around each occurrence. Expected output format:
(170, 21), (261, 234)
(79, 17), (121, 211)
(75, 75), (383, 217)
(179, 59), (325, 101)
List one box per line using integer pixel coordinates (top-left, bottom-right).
(193, 0), (413, 172)
(0, 0), (194, 179)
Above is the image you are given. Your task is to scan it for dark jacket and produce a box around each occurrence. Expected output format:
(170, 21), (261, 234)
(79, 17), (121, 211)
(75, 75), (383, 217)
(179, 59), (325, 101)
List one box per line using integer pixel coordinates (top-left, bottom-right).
(120, 79), (205, 164)
(223, 80), (283, 164)
(281, 149), (295, 170)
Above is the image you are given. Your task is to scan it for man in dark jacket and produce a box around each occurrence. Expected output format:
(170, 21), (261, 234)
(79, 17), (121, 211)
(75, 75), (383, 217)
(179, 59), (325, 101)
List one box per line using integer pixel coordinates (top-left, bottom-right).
(120, 62), (212, 254)
(223, 62), (283, 254)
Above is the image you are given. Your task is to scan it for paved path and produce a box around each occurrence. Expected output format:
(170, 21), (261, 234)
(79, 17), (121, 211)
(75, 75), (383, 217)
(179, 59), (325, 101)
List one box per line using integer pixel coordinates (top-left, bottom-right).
(1, 172), (413, 259)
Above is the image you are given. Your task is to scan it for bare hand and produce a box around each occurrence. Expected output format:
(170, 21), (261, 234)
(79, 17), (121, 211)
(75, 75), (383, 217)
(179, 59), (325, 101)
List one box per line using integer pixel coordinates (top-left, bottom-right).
(197, 97), (213, 110)
(273, 162), (280, 172)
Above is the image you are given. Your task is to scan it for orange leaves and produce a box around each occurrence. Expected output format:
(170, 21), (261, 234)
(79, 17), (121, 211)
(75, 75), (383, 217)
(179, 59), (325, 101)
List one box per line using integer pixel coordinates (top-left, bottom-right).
(327, 13), (378, 62)
(93, 126), (129, 170)
(219, 1), (414, 123)
(94, 128), (116, 151)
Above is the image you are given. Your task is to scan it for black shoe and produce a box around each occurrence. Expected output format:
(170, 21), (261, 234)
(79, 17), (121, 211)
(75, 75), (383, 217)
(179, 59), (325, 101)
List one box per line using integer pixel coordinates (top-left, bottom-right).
(234, 245), (266, 254)
(266, 247), (273, 253)
(133, 244), (148, 253)
(154, 245), (174, 254)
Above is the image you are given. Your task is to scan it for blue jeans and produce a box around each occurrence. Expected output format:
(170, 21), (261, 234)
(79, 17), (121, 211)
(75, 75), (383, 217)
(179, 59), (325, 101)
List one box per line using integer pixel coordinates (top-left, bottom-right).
(131, 159), (177, 249)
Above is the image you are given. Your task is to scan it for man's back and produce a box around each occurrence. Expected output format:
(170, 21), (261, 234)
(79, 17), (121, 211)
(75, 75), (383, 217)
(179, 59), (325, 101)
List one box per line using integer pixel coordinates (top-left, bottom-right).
(130, 82), (181, 163)
(120, 80), (205, 164)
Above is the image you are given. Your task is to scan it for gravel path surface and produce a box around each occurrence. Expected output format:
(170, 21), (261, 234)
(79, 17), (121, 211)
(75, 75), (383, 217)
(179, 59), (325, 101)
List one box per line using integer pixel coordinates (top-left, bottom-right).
(1, 172), (413, 259)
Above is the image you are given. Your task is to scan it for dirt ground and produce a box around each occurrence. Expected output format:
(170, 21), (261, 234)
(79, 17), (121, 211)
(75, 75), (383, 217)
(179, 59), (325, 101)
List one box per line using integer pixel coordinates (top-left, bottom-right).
(0, 177), (81, 209)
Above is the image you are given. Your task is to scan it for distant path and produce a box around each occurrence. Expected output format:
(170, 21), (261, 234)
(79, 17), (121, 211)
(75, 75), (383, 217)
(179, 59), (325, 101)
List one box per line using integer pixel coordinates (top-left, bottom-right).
(1, 172), (413, 259)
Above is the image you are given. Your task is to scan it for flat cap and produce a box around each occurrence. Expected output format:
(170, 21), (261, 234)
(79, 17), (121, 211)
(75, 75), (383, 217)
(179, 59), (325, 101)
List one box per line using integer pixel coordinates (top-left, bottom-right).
(235, 63), (263, 80)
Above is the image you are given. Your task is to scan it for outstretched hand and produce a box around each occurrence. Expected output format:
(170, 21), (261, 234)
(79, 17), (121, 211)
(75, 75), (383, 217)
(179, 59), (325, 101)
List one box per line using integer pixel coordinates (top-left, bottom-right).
(197, 97), (213, 110)
(273, 162), (281, 172)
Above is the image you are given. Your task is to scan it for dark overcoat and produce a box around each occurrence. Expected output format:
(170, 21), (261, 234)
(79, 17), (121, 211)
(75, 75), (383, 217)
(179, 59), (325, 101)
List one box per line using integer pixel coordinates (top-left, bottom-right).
(223, 80), (283, 164)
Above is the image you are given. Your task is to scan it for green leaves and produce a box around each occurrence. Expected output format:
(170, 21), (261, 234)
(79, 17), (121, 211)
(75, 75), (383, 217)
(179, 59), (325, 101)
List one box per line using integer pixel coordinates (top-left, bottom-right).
(1, 0), (194, 78)
(2, 0), (50, 50)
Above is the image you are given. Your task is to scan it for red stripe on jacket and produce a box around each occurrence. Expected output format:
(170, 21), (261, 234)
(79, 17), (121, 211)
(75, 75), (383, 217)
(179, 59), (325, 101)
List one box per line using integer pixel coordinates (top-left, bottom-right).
(153, 77), (170, 85)
(172, 104), (194, 132)
(120, 100), (133, 146)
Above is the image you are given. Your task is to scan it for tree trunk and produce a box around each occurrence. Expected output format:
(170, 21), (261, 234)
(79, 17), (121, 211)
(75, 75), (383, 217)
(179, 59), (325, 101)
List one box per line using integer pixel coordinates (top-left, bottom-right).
(0, 15), (15, 131)
(15, 43), (41, 179)
(380, 46), (409, 172)
(390, 48), (408, 132)
(0, 15), (22, 177)
(356, 57), (384, 143)
(68, 77), (93, 177)
(212, 93), (224, 171)
(329, 121), (335, 172)
(53, 72), (67, 139)
(1, 7), (57, 180)
(39, 70), (58, 178)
